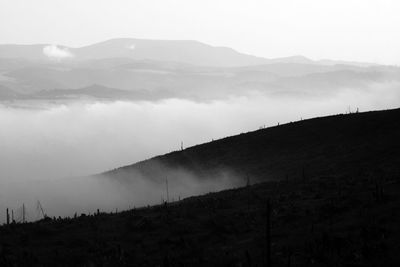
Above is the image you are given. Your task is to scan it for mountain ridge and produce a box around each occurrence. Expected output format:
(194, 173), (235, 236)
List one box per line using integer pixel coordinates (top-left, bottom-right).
(0, 38), (379, 67)
(102, 107), (400, 185)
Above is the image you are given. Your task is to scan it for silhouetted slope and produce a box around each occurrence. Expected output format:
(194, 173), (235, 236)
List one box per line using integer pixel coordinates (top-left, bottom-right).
(1, 108), (400, 266)
(106, 108), (400, 183)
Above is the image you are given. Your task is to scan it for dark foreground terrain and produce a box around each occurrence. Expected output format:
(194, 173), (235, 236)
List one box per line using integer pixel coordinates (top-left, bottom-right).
(1, 171), (399, 266)
(1, 108), (400, 266)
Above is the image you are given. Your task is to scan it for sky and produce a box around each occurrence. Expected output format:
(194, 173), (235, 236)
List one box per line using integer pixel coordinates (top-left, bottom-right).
(0, 0), (399, 65)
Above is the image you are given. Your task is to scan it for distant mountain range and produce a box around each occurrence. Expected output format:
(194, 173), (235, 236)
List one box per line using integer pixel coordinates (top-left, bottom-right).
(0, 38), (268, 67)
(0, 38), (399, 101)
(0, 38), (379, 67)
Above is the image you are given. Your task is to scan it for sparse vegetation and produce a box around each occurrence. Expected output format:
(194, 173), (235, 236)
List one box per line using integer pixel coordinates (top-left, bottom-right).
(0, 169), (399, 266)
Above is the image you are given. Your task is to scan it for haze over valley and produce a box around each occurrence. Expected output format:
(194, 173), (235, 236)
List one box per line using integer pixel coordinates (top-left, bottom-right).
(0, 38), (399, 221)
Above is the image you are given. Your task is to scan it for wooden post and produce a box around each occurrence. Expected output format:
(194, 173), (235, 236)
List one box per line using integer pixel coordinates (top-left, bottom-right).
(6, 208), (9, 225)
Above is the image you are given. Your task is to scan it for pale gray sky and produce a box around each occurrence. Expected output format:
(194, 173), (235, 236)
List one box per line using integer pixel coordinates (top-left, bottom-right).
(0, 0), (399, 65)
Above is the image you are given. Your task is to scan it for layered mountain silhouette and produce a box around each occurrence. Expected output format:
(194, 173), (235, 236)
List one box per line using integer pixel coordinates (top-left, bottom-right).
(0, 38), (379, 66)
(0, 38), (399, 102)
(0, 38), (269, 66)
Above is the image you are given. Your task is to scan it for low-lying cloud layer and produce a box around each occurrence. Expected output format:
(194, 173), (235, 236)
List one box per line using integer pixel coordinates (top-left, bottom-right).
(0, 83), (399, 222)
(43, 45), (74, 60)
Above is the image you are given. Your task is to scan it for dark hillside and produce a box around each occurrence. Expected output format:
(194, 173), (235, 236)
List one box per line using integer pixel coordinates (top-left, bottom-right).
(1, 108), (400, 266)
(1, 157), (400, 266)
(106, 108), (400, 184)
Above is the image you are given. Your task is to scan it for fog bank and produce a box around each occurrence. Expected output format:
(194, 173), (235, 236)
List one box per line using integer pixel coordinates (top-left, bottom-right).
(0, 83), (399, 221)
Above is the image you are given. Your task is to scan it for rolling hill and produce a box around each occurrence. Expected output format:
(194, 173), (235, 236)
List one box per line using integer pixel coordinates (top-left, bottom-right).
(103, 108), (400, 186)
